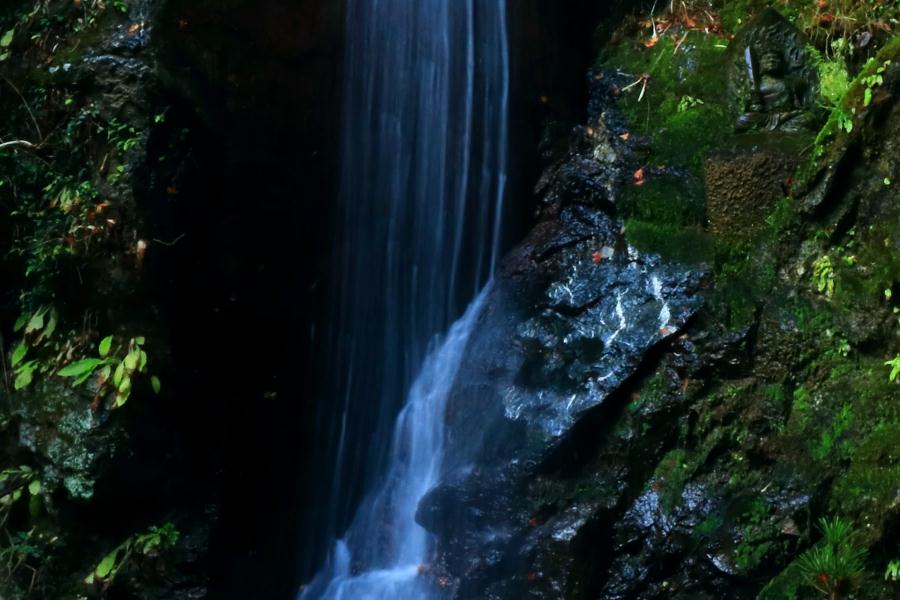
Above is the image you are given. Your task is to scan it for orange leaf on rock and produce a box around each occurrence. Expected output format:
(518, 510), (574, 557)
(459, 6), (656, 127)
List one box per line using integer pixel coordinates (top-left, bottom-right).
(633, 167), (645, 186)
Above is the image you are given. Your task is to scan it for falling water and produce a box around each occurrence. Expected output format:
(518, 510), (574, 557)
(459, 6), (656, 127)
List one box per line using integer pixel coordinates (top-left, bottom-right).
(301, 0), (510, 598)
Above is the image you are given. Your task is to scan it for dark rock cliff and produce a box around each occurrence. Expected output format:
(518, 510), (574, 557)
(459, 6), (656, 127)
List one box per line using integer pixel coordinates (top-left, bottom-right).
(416, 5), (900, 600)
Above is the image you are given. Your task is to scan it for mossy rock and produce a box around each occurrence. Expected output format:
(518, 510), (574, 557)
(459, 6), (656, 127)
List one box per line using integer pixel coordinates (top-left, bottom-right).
(12, 380), (122, 501)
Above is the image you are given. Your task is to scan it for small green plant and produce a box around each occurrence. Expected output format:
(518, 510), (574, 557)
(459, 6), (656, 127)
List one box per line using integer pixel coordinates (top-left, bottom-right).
(57, 335), (160, 408)
(886, 559), (900, 582)
(811, 44), (851, 110)
(813, 256), (836, 297)
(0, 466), (43, 517)
(84, 522), (179, 589)
(885, 355), (900, 383)
(796, 516), (867, 599)
(861, 59), (891, 108)
(813, 404), (854, 460)
(677, 95), (705, 112)
(10, 306), (59, 390)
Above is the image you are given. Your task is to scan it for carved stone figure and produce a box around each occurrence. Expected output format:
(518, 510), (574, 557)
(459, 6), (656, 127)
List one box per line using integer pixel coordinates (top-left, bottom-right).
(729, 9), (820, 133)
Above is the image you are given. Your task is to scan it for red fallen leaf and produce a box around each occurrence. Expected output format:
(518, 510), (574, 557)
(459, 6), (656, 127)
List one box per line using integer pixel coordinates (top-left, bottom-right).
(437, 576), (451, 588)
(631, 392), (640, 401)
(619, 132), (630, 141)
(592, 251), (603, 265)
(817, 0), (827, 8)
(818, 573), (829, 583)
(166, 186), (179, 195)
(660, 326), (672, 336)
(528, 517), (538, 527)
(643, 36), (659, 48)
(527, 572), (538, 583)
(611, 85), (621, 97)
(127, 23), (142, 37)
(820, 13), (834, 25)
(633, 167), (646, 186)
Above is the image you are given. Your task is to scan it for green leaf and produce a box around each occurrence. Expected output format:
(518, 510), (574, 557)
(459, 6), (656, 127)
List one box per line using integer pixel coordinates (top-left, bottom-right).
(28, 480), (40, 495)
(134, 336), (146, 346)
(57, 358), (104, 379)
(99, 335), (113, 358)
(95, 549), (119, 579)
(113, 362), (125, 387)
(124, 351), (139, 371)
(114, 392), (129, 408)
(11, 342), (27, 367)
(28, 493), (41, 517)
(41, 309), (58, 340)
(25, 310), (45, 334)
(14, 362), (36, 390)
(864, 87), (873, 107)
(0, 29), (14, 48)
(150, 375), (161, 395)
(138, 350), (148, 371)
(73, 368), (96, 386)
(13, 314), (27, 332)
(117, 375), (132, 395)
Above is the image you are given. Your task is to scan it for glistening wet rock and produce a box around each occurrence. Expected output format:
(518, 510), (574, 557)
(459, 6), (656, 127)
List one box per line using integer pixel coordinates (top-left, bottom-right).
(418, 75), (709, 597)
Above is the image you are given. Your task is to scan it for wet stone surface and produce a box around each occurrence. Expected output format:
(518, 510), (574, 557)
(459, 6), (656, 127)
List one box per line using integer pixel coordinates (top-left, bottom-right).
(420, 70), (710, 597)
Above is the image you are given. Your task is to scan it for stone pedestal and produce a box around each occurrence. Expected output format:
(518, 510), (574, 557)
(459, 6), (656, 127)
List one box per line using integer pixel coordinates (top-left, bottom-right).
(704, 142), (799, 237)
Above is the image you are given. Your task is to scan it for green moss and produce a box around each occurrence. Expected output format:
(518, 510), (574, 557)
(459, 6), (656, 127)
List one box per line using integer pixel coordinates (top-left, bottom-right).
(618, 177), (706, 226)
(620, 176), (714, 264)
(833, 222), (900, 310)
(625, 220), (713, 264)
(599, 33), (733, 174)
(708, 236), (778, 329)
(758, 555), (810, 600)
(831, 423), (900, 525)
(653, 448), (691, 513)
(717, 0), (769, 34)
(765, 196), (796, 233)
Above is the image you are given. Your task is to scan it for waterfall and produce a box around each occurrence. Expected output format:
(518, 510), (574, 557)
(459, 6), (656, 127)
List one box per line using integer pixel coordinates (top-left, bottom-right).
(302, 288), (492, 599)
(301, 0), (510, 598)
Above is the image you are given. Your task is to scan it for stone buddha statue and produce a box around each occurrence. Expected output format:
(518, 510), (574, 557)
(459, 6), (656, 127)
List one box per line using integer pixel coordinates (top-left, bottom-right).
(736, 47), (817, 132)
(730, 10), (820, 134)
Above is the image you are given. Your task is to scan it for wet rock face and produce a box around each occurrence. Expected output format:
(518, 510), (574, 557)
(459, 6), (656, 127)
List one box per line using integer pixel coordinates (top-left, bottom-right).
(419, 73), (708, 597)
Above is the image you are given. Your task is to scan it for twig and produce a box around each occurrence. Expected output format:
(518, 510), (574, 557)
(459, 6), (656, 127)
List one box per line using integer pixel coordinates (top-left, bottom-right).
(0, 333), (9, 397)
(0, 140), (37, 151)
(673, 30), (690, 55)
(152, 233), (186, 247)
(0, 74), (42, 140)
